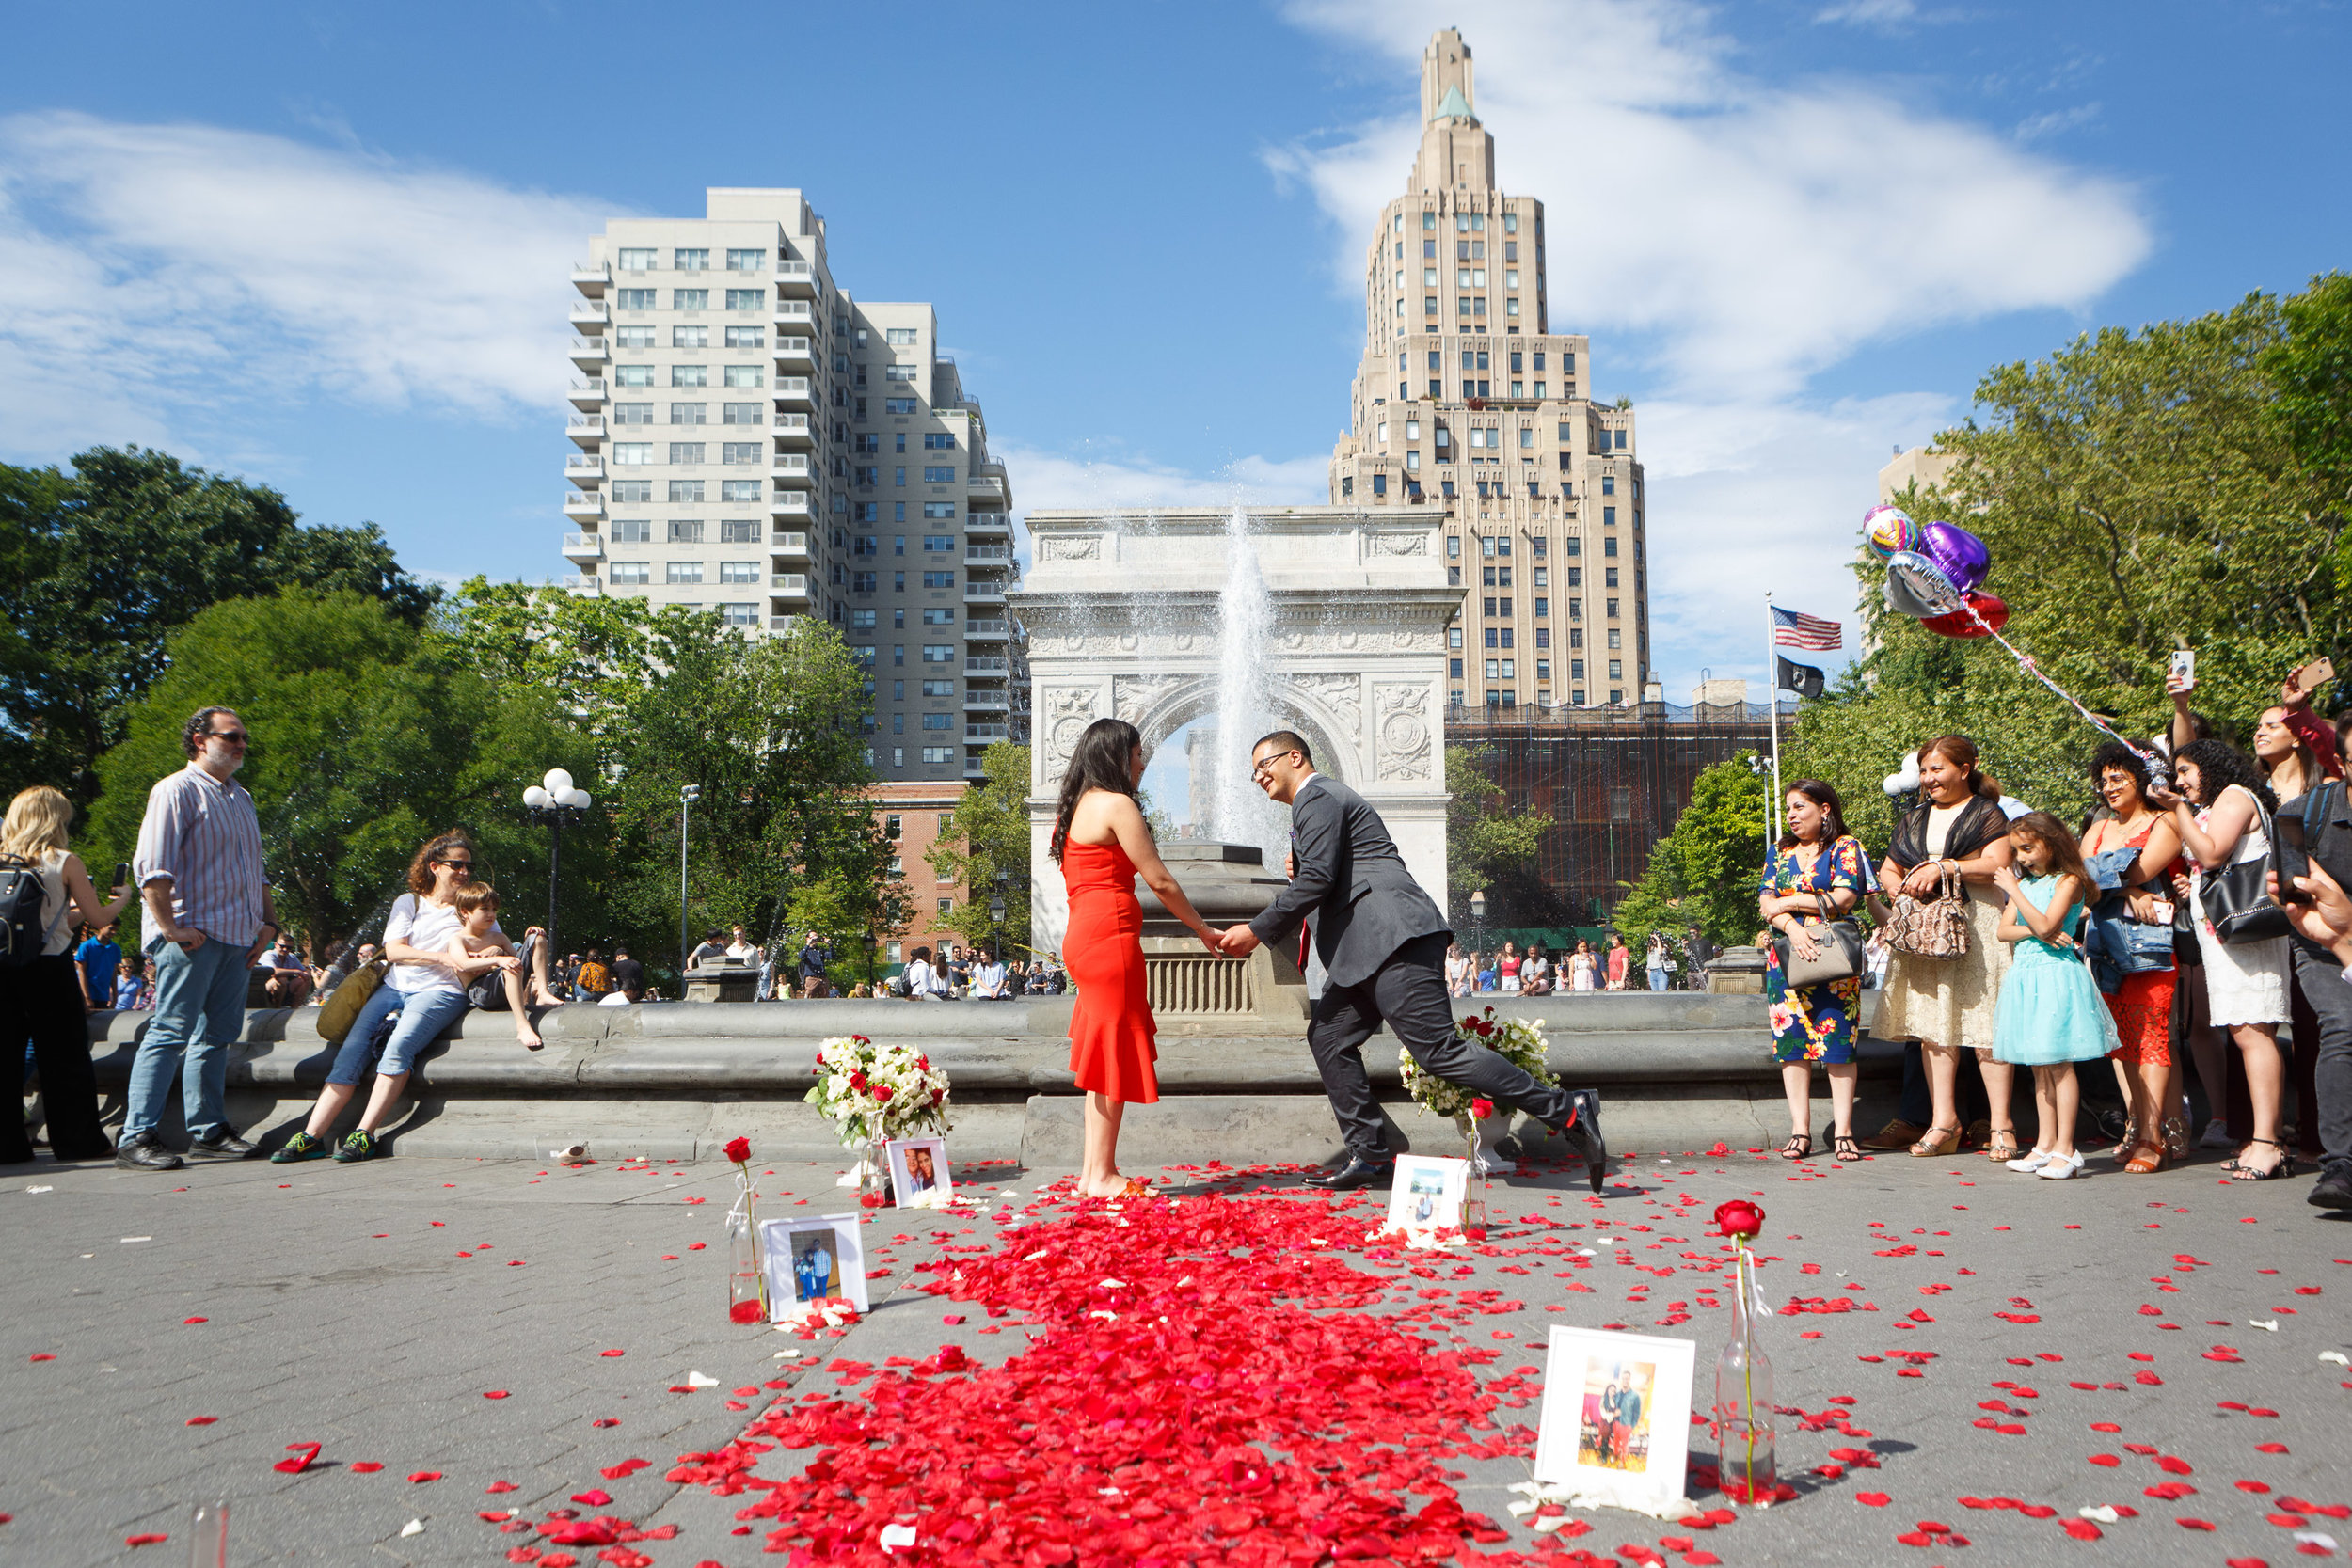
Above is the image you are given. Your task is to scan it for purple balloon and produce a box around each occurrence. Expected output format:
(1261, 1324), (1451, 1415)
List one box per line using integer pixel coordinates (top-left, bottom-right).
(1920, 519), (1990, 594)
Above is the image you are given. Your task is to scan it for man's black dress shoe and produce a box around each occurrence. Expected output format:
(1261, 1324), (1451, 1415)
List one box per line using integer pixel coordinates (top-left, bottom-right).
(1550, 1089), (1608, 1194)
(116, 1133), (184, 1172)
(1304, 1153), (1395, 1192)
(2310, 1168), (2352, 1211)
(186, 1131), (257, 1162)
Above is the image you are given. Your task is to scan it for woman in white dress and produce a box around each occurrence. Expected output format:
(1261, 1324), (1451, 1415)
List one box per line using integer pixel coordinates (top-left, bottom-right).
(1569, 940), (1597, 993)
(1444, 942), (1474, 998)
(2154, 740), (2296, 1180)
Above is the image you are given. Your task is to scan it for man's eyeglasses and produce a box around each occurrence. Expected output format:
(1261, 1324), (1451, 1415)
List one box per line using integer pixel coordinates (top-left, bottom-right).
(1249, 749), (1299, 779)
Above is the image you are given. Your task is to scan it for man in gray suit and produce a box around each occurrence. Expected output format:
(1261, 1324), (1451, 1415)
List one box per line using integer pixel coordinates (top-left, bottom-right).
(1216, 731), (1607, 1192)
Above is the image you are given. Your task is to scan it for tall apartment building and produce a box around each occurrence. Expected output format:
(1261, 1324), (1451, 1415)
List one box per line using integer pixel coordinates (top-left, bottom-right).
(1327, 31), (1651, 712)
(562, 188), (1022, 786)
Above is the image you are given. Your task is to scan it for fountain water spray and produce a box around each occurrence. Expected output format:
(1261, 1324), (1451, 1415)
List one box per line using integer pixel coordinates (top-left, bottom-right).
(1209, 506), (1287, 865)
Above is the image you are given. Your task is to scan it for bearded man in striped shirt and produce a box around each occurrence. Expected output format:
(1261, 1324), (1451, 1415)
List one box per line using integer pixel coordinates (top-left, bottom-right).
(119, 707), (281, 1171)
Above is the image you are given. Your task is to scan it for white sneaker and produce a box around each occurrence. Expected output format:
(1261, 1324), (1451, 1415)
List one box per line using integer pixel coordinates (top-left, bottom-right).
(2006, 1148), (2053, 1173)
(2038, 1151), (2085, 1180)
(2199, 1118), (2233, 1150)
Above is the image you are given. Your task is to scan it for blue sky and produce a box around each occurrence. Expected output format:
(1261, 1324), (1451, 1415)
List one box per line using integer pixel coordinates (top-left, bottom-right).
(3, 0), (2346, 709)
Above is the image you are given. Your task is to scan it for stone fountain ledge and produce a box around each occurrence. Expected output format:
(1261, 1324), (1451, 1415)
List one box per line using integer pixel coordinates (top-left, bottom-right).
(69, 992), (1899, 1166)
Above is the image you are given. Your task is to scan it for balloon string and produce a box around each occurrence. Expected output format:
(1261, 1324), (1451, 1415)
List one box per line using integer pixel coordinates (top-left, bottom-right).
(1960, 603), (2159, 766)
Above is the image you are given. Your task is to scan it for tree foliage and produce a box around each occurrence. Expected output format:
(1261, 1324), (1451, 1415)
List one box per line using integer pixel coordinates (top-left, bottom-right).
(1788, 278), (2351, 838)
(1444, 742), (1556, 923)
(0, 447), (436, 809)
(927, 742), (1033, 957)
(1610, 753), (1772, 953)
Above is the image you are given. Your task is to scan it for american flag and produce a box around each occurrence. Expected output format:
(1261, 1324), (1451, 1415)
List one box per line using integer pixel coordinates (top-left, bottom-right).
(1772, 606), (1843, 651)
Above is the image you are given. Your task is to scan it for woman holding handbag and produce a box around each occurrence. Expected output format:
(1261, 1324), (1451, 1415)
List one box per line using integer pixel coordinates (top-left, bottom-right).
(1871, 736), (2019, 1160)
(1759, 780), (1870, 1161)
(2153, 739), (2295, 1180)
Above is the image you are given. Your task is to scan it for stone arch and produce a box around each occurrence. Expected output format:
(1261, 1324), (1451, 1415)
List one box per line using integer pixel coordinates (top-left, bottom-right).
(1120, 675), (1349, 786)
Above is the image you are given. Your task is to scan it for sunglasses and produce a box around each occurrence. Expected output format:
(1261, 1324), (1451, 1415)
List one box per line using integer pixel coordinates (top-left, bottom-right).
(207, 729), (250, 744)
(437, 858), (474, 871)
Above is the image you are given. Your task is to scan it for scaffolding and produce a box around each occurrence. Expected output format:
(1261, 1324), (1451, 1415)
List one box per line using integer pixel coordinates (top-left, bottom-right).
(1448, 699), (1785, 927)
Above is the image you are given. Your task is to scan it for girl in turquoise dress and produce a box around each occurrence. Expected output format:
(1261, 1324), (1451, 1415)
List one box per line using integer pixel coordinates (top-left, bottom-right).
(1758, 781), (1870, 1162)
(1991, 812), (2122, 1180)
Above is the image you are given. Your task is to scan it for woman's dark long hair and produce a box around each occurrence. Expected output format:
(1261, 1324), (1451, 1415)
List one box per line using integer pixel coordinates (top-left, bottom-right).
(1048, 718), (1145, 863)
(1778, 778), (1849, 848)
(2175, 738), (2277, 815)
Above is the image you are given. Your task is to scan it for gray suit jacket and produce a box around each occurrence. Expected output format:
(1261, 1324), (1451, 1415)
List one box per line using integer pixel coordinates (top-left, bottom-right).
(1247, 775), (1452, 990)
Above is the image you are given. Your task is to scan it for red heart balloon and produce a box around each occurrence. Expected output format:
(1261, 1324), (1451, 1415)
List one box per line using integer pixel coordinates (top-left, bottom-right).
(1922, 591), (2009, 639)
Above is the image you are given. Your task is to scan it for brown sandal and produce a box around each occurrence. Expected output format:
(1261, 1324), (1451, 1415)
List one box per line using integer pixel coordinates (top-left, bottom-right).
(2122, 1143), (2166, 1174)
(1908, 1124), (1962, 1158)
(1982, 1126), (2022, 1162)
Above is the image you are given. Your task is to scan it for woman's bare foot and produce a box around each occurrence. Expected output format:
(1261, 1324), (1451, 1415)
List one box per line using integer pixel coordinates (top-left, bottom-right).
(1075, 1174), (1128, 1199)
(516, 1026), (545, 1052)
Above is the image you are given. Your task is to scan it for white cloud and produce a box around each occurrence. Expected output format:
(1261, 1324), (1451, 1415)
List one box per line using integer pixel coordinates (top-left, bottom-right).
(2015, 103), (2104, 143)
(1813, 0), (1924, 26)
(997, 443), (1328, 517)
(1271, 0), (2151, 397)
(0, 111), (615, 462)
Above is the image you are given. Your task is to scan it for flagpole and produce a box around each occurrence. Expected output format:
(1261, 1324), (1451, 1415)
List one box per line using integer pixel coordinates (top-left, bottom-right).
(1764, 594), (1783, 845)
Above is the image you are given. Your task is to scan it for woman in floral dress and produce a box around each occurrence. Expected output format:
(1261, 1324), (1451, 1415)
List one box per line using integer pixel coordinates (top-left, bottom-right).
(1759, 780), (1869, 1162)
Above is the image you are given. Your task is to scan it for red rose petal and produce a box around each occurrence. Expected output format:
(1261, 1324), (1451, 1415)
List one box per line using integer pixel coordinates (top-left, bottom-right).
(2063, 1519), (2104, 1540)
(28, 1354), (54, 1362)
(407, 1470), (440, 1483)
(184, 1416), (216, 1426)
(2257, 1444), (2290, 1454)
(2089, 1454), (2121, 1466)
(483, 1390), (511, 1399)
(183, 1316), (207, 1324)
(570, 1488), (612, 1506)
(485, 1481), (519, 1493)
(1857, 1492), (1891, 1507)
(350, 1463), (384, 1473)
(125, 1533), (168, 1546)
(600, 1349), (626, 1357)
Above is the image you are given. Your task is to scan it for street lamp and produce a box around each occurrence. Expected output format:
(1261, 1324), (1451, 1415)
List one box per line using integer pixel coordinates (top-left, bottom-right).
(522, 768), (594, 972)
(1470, 888), (1486, 983)
(678, 784), (701, 979)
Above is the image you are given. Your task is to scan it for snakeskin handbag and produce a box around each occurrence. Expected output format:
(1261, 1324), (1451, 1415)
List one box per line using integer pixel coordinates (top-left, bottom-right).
(1883, 863), (1971, 958)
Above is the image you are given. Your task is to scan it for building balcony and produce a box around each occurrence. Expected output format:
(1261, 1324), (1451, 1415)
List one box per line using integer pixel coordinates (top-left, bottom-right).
(963, 690), (1009, 712)
(965, 465), (1007, 504)
(561, 531), (604, 562)
(568, 337), (609, 369)
(772, 300), (816, 332)
(963, 543), (1011, 562)
(771, 531), (811, 564)
(963, 656), (1008, 675)
(771, 573), (814, 608)
(566, 414), (605, 448)
(559, 574), (601, 595)
(962, 619), (1009, 641)
(773, 335), (815, 373)
(570, 261), (609, 296)
(772, 412), (814, 449)
(568, 301), (610, 332)
(962, 582), (1005, 605)
(773, 376), (815, 411)
(770, 452), (814, 485)
(964, 512), (1010, 538)
(773, 260), (817, 297)
(568, 377), (606, 409)
(562, 491), (604, 518)
(563, 455), (604, 486)
(770, 491), (814, 520)
(965, 723), (1009, 742)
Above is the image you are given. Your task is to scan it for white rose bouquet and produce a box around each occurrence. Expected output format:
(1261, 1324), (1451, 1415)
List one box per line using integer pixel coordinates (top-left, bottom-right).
(1399, 1006), (1555, 1119)
(804, 1034), (954, 1145)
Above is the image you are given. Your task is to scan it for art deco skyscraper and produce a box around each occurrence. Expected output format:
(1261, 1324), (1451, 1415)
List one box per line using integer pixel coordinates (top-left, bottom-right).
(1328, 31), (1651, 711)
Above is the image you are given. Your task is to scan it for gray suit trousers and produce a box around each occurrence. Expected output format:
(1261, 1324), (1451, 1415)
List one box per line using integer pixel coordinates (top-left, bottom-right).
(1310, 932), (1576, 1157)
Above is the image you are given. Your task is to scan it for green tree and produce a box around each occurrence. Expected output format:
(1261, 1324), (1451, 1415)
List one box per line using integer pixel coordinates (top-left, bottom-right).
(1788, 279), (2352, 830)
(1445, 742), (1556, 924)
(0, 447), (436, 809)
(85, 591), (596, 951)
(2262, 271), (2352, 602)
(1611, 753), (1772, 952)
(927, 742), (1034, 957)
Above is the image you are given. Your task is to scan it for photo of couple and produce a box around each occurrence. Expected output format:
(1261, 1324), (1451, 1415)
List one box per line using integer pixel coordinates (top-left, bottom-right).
(1577, 1359), (1657, 1474)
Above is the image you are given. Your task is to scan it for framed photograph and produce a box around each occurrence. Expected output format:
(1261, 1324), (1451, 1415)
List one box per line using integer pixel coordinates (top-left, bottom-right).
(1383, 1154), (1470, 1235)
(758, 1212), (868, 1317)
(1533, 1324), (1696, 1514)
(884, 1135), (951, 1209)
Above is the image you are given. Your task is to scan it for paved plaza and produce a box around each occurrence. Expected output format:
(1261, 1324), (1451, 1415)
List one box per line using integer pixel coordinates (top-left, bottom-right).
(2, 1134), (2346, 1567)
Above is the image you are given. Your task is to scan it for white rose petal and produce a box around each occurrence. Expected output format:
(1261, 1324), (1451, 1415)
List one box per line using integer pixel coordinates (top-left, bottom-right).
(685, 1370), (719, 1387)
(400, 1519), (426, 1538)
(2078, 1506), (2118, 1523)
(2250, 1320), (2279, 1332)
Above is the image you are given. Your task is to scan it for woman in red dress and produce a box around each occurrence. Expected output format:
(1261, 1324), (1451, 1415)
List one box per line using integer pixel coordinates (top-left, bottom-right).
(1052, 718), (1222, 1198)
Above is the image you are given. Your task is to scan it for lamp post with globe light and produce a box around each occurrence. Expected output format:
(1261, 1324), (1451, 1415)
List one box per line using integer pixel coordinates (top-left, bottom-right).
(523, 768), (594, 971)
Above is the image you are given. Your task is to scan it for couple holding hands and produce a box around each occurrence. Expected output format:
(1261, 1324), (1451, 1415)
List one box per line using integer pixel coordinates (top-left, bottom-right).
(1049, 717), (1607, 1199)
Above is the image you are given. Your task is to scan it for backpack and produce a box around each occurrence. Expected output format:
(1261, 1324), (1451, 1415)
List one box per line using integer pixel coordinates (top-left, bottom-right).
(0, 854), (49, 969)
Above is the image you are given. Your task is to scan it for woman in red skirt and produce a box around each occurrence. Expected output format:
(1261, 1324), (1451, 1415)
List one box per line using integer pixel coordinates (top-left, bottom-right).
(1051, 718), (1222, 1198)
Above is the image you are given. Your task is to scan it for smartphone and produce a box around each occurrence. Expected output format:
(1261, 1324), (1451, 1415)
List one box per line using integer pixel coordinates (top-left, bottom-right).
(112, 861), (132, 892)
(2167, 649), (2195, 690)
(2275, 814), (2314, 905)
(2293, 657), (2336, 699)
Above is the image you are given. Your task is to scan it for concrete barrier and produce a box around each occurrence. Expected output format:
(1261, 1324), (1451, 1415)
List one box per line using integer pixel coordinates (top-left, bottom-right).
(65, 991), (1900, 1166)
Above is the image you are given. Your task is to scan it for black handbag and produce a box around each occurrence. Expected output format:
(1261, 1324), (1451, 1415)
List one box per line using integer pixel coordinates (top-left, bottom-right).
(1772, 892), (1867, 986)
(2199, 797), (2294, 945)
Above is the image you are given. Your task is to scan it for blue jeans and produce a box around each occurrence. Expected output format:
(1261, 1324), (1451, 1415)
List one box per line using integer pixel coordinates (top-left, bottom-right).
(127, 935), (249, 1141)
(1647, 967), (1667, 991)
(326, 983), (469, 1086)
